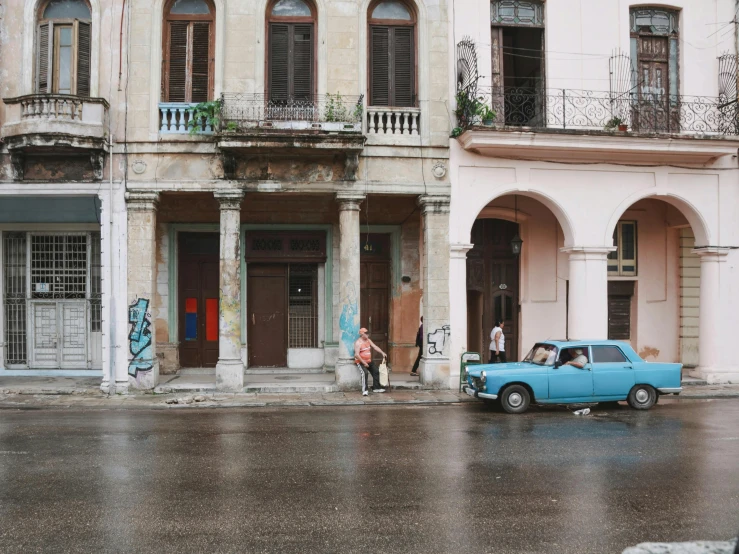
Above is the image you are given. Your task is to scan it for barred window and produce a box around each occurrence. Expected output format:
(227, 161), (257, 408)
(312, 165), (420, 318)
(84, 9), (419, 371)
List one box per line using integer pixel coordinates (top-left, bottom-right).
(3, 233), (28, 366)
(288, 264), (318, 348)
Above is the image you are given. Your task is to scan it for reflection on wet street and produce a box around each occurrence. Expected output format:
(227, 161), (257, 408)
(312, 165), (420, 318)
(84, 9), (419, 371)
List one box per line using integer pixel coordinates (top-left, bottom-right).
(0, 400), (738, 553)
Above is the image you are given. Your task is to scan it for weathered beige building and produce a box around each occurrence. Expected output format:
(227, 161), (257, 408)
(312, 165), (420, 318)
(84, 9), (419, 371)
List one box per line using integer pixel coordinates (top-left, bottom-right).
(0, 0), (452, 393)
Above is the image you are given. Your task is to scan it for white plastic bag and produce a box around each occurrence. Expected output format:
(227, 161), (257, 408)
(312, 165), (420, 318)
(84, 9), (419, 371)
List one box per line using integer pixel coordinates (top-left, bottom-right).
(379, 357), (389, 387)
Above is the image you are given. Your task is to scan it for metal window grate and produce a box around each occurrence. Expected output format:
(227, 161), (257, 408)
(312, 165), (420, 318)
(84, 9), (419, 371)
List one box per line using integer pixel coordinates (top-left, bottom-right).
(90, 232), (102, 332)
(3, 233), (28, 365)
(288, 264), (318, 348)
(30, 234), (88, 299)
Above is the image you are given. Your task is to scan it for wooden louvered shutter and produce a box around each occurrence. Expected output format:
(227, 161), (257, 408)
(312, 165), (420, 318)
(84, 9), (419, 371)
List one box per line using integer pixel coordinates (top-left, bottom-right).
(167, 21), (189, 102)
(370, 26), (389, 106)
(191, 22), (211, 102)
(269, 23), (290, 101)
(76, 21), (91, 97)
(292, 23), (313, 100)
(37, 22), (52, 93)
(392, 27), (414, 107)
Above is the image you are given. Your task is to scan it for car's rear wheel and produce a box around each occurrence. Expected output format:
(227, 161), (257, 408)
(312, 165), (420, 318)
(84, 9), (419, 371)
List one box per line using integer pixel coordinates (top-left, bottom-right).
(627, 384), (657, 410)
(500, 385), (530, 414)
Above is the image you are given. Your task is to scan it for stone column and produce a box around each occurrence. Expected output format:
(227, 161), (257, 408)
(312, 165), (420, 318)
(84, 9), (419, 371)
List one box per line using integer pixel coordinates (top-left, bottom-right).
(125, 191), (159, 390)
(449, 243), (474, 388)
(694, 248), (739, 383)
(563, 247), (611, 340)
(418, 195), (451, 388)
(335, 192), (365, 390)
(214, 190), (245, 391)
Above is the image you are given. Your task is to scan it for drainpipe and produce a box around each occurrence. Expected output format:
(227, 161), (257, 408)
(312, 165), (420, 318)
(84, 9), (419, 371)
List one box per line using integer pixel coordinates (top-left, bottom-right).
(108, 125), (116, 395)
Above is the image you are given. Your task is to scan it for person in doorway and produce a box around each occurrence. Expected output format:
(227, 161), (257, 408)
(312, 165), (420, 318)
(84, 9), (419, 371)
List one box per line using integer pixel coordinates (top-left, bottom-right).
(490, 320), (506, 363)
(565, 348), (588, 369)
(355, 327), (388, 396)
(410, 316), (423, 377)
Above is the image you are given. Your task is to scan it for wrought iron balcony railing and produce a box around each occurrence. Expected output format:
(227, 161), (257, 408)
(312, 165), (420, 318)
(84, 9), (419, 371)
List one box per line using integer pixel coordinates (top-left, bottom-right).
(456, 87), (739, 137)
(219, 93), (364, 133)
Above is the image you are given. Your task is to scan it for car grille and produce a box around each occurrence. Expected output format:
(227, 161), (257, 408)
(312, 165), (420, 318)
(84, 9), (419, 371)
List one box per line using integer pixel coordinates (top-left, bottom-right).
(472, 377), (485, 391)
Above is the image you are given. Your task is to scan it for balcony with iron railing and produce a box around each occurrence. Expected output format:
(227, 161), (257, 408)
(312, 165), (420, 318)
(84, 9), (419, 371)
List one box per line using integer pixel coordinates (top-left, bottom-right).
(455, 86), (739, 163)
(2, 94), (109, 151)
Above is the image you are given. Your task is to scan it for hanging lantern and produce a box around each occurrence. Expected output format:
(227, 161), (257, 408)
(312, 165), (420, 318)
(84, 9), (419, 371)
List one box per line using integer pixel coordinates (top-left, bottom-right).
(510, 232), (523, 256)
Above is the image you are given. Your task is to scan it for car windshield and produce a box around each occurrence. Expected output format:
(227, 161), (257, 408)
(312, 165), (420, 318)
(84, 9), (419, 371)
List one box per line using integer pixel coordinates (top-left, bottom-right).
(523, 343), (558, 366)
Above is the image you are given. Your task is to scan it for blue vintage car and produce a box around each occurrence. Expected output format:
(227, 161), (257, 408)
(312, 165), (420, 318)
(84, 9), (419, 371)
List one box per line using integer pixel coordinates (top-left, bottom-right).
(462, 340), (682, 414)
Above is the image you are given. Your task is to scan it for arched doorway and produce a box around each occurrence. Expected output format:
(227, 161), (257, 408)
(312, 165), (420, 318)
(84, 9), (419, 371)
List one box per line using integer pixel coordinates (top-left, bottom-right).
(467, 193), (572, 362)
(605, 195), (711, 369)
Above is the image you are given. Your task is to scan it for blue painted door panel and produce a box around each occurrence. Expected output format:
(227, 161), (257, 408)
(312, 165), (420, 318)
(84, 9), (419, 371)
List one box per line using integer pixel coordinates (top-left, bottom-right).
(548, 366), (593, 399)
(593, 363), (635, 396)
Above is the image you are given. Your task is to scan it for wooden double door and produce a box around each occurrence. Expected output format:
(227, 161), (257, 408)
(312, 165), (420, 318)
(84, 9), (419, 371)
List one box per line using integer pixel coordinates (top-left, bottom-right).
(178, 233), (220, 368)
(467, 219), (520, 361)
(360, 234), (390, 363)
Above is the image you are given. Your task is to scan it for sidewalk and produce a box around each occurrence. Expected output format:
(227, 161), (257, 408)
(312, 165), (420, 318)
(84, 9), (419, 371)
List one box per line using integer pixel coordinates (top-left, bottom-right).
(0, 375), (738, 410)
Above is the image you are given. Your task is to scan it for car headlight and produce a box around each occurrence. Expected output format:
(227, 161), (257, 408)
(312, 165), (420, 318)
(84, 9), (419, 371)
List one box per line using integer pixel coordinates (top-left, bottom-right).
(480, 371), (487, 383)
(464, 368), (469, 379)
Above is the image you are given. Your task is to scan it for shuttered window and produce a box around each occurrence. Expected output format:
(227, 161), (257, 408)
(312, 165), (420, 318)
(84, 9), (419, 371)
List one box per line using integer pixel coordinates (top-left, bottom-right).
(162, 0), (214, 103)
(368, 1), (415, 107)
(268, 23), (314, 101)
(36, 19), (92, 96)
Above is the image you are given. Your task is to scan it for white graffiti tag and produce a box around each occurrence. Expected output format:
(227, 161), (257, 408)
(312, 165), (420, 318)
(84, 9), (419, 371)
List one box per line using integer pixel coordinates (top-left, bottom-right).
(427, 325), (450, 356)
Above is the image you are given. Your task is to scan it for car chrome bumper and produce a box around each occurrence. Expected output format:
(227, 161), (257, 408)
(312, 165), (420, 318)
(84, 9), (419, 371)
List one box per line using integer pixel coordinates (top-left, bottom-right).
(462, 385), (498, 400)
(657, 387), (683, 394)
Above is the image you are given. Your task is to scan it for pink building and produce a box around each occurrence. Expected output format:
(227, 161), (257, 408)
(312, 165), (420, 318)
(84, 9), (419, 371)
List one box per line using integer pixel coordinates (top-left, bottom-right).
(449, 0), (739, 386)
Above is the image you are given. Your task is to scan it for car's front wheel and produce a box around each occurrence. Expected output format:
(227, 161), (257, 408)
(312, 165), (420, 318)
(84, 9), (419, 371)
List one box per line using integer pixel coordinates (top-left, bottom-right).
(500, 385), (530, 414)
(627, 384), (657, 410)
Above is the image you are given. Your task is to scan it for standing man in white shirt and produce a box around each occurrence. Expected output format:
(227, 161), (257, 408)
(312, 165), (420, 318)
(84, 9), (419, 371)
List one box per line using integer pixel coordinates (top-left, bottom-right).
(490, 320), (506, 363)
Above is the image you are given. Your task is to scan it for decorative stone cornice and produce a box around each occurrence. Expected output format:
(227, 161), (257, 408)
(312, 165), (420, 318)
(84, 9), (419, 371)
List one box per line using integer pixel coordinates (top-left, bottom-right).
(417, 194), (450, 215)
(214, 189), (245, 210)
(450, 243), (474, 259)
(336, 192), (366, 211)
(125, 191), (159, 211)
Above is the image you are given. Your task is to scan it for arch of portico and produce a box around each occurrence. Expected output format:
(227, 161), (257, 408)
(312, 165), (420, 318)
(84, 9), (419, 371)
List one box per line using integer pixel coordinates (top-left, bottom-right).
(449, 170), (737, 386)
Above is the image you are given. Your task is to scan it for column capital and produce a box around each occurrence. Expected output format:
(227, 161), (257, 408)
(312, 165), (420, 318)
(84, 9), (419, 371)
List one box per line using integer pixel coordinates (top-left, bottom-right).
(214, 189), (244, 210)
(693, 246), (732, 259)
(336, 192), (366, 211)
(417, 194), (450, 215)
(125, 191), (159, 211)
(560, 246), (615, 259)
(450, 243), (474, 259)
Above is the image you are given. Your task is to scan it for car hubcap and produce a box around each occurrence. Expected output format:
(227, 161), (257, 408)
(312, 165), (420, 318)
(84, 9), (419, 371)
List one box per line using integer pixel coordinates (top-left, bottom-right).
(508, 392), (523, 407)
(635, 389), (649, 403)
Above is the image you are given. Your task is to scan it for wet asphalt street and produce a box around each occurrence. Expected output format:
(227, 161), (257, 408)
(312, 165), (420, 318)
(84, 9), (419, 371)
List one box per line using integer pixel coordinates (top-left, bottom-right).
(1, 400), (738, 554)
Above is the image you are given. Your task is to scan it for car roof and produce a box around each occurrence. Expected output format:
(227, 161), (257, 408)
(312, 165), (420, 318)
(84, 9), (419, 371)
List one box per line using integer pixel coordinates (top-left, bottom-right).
(536, 340), (631, 348)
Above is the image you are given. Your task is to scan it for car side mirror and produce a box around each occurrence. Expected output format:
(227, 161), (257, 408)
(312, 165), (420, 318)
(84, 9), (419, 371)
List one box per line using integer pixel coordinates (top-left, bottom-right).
(554, 360), (562, 368)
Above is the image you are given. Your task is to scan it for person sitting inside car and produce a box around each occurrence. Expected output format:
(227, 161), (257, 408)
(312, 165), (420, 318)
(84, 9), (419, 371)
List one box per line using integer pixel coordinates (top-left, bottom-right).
(564, 348), (588, 368)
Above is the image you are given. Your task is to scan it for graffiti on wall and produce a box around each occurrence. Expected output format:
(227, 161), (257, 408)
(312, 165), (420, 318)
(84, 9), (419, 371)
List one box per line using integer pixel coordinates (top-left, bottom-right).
(339, 282), (359, 357)
(427, 325), (450, 356)
(128, 298), (153, 377)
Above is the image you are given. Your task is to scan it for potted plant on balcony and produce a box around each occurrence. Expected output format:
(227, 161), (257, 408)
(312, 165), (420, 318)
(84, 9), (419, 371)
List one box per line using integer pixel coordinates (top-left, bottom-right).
(476, 102), (496, 126)
(605, 116), (628, 132)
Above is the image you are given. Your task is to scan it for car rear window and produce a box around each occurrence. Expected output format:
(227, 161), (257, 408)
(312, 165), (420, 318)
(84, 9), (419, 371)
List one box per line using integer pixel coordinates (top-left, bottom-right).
(592, 346), (628, 363)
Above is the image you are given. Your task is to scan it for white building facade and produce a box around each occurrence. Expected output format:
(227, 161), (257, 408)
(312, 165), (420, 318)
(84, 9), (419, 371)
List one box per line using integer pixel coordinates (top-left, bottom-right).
(449, 0), (739, 386)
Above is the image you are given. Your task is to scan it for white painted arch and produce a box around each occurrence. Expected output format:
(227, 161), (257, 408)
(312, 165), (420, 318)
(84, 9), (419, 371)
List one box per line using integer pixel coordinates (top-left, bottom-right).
(604, 188), (712, 247)
(461, 186), (577, 249)
(22, 0), (102, 97)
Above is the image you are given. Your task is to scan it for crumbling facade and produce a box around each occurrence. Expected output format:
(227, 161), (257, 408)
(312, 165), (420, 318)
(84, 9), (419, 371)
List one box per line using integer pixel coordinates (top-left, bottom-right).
(1, 0), (452, 392)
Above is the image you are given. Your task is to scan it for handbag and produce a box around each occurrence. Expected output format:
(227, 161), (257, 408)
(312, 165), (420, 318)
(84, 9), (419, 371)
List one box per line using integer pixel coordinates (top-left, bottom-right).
(378, 357), (390, 388)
